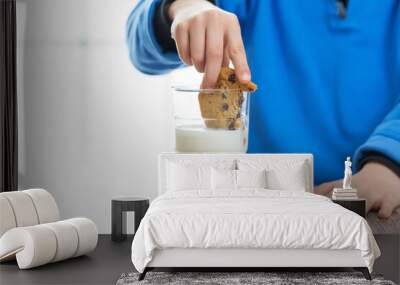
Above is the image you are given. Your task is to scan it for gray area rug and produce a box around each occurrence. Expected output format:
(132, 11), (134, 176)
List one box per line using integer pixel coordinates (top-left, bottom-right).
(116, 272), (396, 285)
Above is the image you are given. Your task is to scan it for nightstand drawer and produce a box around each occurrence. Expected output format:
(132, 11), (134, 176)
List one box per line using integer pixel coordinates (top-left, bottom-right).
(332, 199), (366, 218)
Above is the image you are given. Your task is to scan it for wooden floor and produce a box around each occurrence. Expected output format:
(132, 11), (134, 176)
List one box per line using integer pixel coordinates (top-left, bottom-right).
(0, 235), (134, 285)
(1, 211), (399, 285)
(366, 210), (400, 284)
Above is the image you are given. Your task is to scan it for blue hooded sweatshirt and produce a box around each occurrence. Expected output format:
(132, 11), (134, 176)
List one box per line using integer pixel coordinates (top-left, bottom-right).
(126, 0), (400, 185)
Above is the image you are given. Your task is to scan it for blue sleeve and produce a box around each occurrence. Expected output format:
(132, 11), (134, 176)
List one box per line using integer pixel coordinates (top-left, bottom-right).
(126, 0), (184, 75)
(354, 97), (400, 170)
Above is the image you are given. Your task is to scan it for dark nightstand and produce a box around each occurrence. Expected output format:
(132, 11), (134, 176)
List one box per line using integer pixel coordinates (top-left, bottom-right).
(111, 197), (149, 242)
(332, 198), (366, 218)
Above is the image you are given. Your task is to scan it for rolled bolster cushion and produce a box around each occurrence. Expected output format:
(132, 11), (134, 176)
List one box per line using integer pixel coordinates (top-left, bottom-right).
(0, 226), (57, 269)
(42, 221), (79, 262)
(64, 218), (98, 257)
(0, 191), (39, 227)
(0, 189), (60, 236)
(0, 218), (98, 269)
(23, 188), (60, 224)
(0, 196), (17, 237)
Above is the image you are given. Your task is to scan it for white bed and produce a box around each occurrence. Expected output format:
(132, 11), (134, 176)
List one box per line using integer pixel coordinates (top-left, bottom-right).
(131, 153), (380, 280)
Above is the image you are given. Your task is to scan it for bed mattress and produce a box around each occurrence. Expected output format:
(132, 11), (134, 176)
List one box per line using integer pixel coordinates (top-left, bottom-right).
(131, 189), (380, 272)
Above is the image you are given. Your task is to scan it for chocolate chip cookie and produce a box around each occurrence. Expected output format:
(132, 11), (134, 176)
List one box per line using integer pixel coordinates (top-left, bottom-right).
(198, 67), (257, 129)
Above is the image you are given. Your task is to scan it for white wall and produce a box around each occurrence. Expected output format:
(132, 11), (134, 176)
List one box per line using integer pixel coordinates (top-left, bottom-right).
(16, 0), (200, 233)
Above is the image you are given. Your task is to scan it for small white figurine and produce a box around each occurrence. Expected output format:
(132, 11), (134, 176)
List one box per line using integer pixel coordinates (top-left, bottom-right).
(342, 156), (352, 190)
(332, 156), (358, 200)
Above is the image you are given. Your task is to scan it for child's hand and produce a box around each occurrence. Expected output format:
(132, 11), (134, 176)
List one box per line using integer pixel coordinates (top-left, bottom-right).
(168, 0), (251, 88)
(315, 163), (400, 219)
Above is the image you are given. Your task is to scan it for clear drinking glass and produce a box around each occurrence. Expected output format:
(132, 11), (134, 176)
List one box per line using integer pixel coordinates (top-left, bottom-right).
(172, 86), (252, 153)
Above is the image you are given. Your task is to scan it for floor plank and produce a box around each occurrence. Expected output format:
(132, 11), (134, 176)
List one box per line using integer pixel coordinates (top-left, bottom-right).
(0, 235), (133, 285)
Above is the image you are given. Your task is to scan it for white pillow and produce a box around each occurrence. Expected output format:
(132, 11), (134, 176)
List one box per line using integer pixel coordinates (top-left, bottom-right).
(266, 165), (307, 191)
(236, 169), (267, 189)
(167, 162), (211, 191)
(237, 159), (308, 191)
(166, 159), (236, 191)
(211, 169), (268, 190)
(211, 169), (236, 190)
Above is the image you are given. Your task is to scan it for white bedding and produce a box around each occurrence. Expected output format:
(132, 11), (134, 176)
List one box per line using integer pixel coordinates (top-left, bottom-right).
(131, 190), (380, 273)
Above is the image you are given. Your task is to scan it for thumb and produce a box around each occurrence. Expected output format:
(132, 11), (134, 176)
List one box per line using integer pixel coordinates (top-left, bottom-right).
(314, 180), (341, 197)
(378, 200), (394, 219)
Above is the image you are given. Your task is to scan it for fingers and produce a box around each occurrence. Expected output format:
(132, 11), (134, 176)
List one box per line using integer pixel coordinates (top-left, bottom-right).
(174, 23), (191, 65)
(225, 20), (251, 83)
(314, 182), (334, 197)
(222, 48), (230, 67)
(189, 18), (206, 72)
(201, 20), (224, 88)
(314, 180), (341, 197)
(172, 10), (250, 88)
(378, 200), (395, 219)
(315, 178), (395, 219)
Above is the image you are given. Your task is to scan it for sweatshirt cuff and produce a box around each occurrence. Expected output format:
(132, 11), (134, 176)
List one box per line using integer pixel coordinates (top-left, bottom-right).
(153, 0), (176, 53)
(359, 151), (400, 178)
(141, 0), (182, 73)
(354, 135), (400, 178)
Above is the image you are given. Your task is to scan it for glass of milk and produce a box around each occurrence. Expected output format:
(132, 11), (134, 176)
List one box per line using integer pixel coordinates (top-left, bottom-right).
(173, 86), (252, 153)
